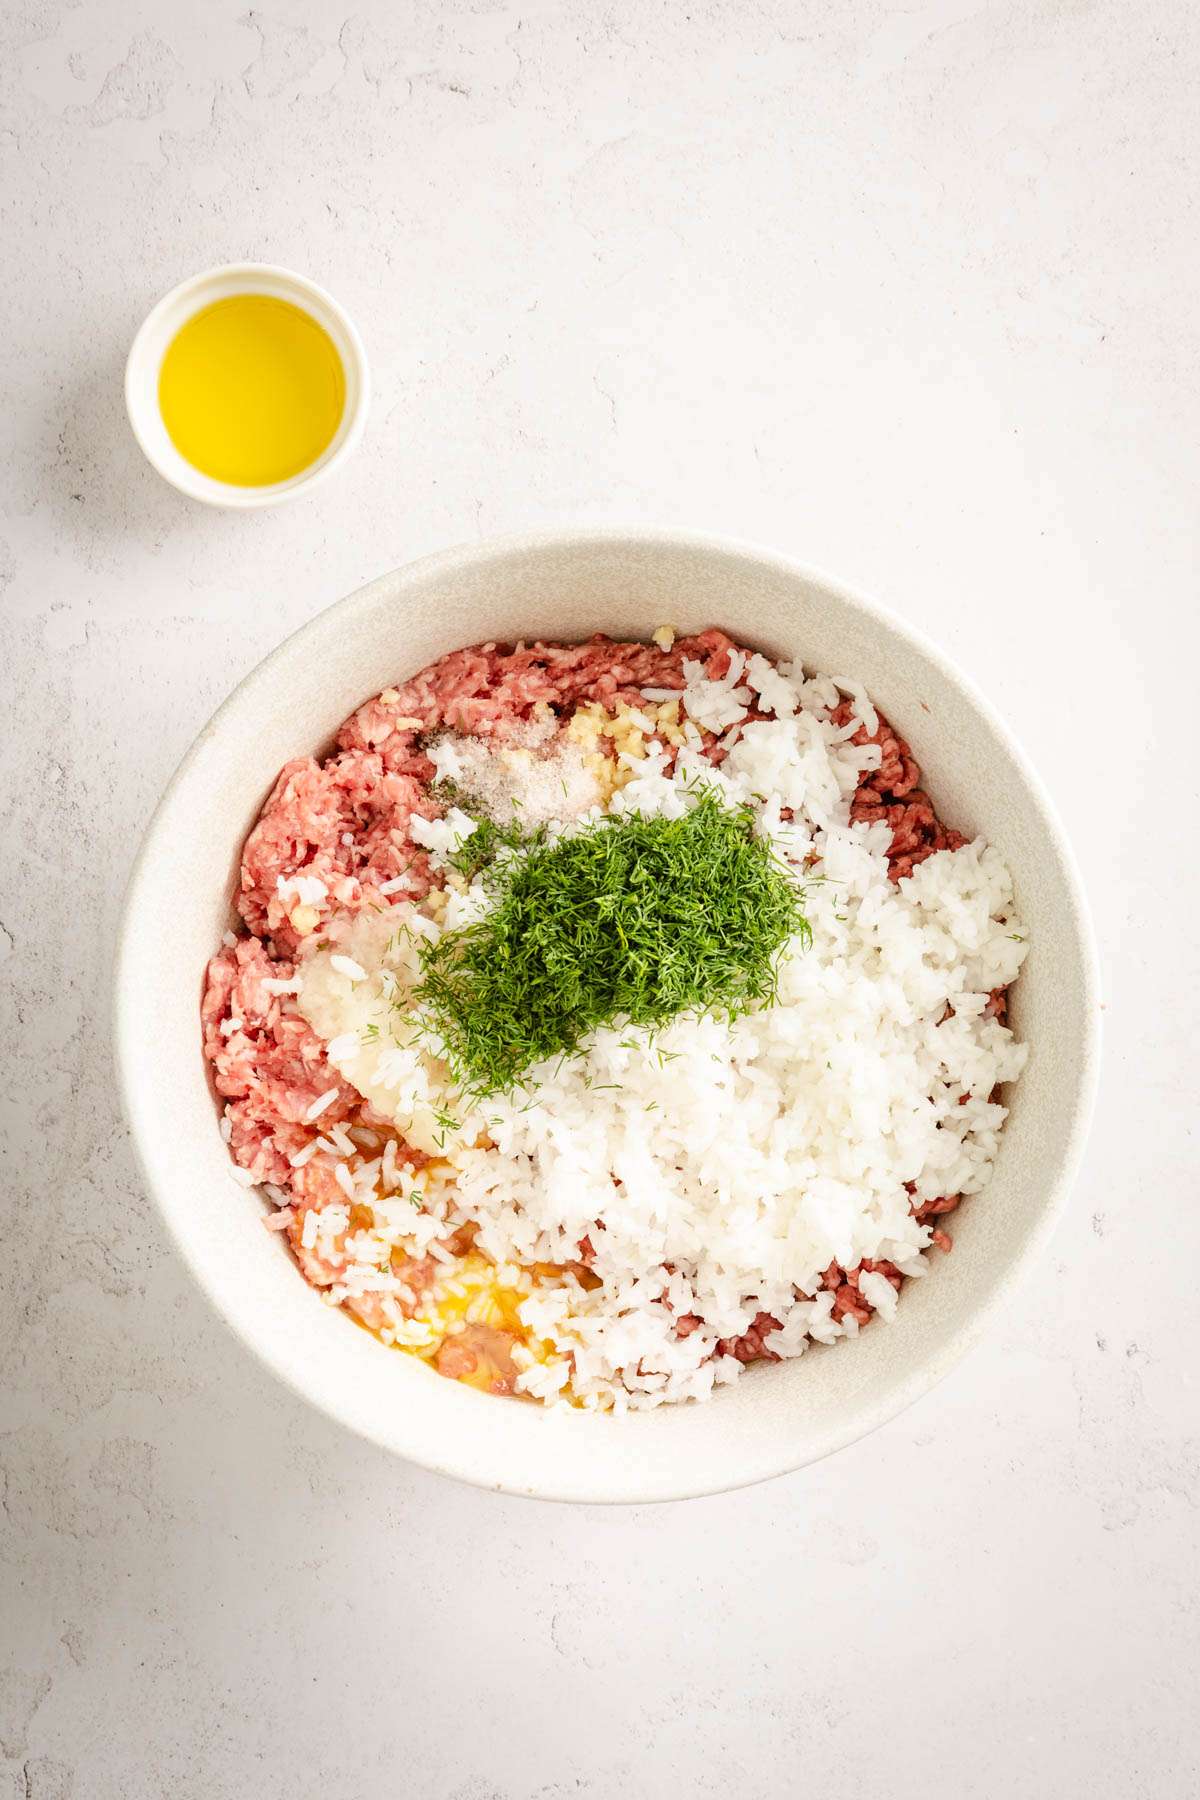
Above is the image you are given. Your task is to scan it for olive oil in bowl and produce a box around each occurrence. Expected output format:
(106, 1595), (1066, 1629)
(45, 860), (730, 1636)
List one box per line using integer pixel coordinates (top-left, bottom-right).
(158, 294), (346, 488)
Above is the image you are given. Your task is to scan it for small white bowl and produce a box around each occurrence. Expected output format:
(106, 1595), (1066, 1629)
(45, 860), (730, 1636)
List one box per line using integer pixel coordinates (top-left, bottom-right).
(124, 262), (369, 509)
(114, 530), (1101, 1502)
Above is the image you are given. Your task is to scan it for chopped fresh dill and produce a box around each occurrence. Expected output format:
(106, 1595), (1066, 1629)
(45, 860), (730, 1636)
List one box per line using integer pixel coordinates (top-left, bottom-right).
(417, 791), (809, 1098)
(445, 815), (535, 885)
(408, 1189), (425, 1208)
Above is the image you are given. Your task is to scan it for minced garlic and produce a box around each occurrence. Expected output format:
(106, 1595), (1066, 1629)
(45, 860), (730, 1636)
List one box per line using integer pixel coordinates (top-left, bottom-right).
(566, 698), (686, 798)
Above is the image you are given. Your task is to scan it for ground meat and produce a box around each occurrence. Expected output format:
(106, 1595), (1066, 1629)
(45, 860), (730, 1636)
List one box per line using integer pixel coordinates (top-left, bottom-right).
(912, 1193), (963, 1224)
(340, 628), (740, 754)
(237, 753), (439, 955)
(830, 1281), (872, 1327)
(832, 698), (966, 880)
(815, 1258), (905, 1326)
(434, 1323), (521, 1395)
(282, 1158), (440, 1324)
(284, 1157), (353, 1286)
(717, 1311), (783, 1363)
(201, 937), (355, 1184)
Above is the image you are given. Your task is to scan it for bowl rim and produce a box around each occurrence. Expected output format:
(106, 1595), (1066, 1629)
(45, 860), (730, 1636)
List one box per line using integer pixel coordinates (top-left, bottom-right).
(113, 526), (1102, 1501)
(123, 260), (370, 510)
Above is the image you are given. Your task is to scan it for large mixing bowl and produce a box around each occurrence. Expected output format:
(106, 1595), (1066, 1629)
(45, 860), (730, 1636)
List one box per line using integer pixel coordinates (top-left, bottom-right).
(114, 530), (1100, 1502)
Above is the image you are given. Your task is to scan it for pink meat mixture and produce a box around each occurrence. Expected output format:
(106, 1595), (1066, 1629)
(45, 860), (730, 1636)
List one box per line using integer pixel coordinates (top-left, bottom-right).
(203, 631), (989, 1366)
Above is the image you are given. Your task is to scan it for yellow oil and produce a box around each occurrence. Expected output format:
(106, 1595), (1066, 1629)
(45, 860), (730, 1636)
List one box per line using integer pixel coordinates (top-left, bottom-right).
(158, 294), (346, 486)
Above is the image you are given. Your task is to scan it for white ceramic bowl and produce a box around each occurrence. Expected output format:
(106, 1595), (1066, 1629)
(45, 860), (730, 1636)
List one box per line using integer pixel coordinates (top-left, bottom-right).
(114, 530), (1100, 1502)
(124, 262), (369, 508)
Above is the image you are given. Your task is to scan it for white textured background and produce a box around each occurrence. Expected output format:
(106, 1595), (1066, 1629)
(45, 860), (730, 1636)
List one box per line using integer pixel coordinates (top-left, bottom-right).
(2, 2), (1198, 1796)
